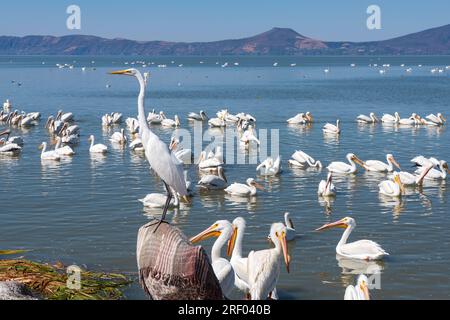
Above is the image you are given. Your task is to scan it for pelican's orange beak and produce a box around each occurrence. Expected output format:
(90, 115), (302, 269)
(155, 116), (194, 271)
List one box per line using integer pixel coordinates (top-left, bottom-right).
(353, 156), (366, 168)
(390, 157), (401, 170)
(278, 231), (290, 273)
(253, 182), (265, 191)
(394, 175), (405, 194)
(190, 224), (220, 244)
(316, 219), (348, 231)
(227, 226), (238, 257)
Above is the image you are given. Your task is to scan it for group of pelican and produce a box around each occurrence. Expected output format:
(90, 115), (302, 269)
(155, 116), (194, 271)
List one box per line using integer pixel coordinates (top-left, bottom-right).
(190, 215), (292, 299)
(356, 112), (447, 126)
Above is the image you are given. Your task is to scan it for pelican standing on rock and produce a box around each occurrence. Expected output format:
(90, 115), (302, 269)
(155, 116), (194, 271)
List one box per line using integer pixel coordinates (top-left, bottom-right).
(190, 220), (236, 298)
(110, 69), (188, 230)
(316, 217), (388, 260)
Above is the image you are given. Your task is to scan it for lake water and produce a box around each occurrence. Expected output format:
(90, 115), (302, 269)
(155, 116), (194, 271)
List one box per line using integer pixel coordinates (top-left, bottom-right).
(0, 56), (449, 300)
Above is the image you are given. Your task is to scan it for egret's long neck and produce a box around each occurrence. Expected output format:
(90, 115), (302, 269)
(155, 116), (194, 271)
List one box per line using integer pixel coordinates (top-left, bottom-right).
(338, 225), (354, 248)
(211, 232), (228, 262)
(232, 225), (245, 259)
(135, 73), (150, 133)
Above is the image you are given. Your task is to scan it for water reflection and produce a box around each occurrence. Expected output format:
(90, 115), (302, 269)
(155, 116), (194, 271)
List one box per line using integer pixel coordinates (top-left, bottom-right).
(337, 255), (385, 275)
(318, 196), (335, 215)
(378, 194), (406, 220)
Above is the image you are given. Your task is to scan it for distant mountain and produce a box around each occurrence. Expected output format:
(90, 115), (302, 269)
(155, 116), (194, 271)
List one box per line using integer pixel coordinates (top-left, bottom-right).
(0, 25), (449, 56)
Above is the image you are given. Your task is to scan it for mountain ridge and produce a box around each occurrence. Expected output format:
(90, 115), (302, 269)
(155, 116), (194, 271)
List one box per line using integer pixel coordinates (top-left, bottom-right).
(0, 25), (449, 55)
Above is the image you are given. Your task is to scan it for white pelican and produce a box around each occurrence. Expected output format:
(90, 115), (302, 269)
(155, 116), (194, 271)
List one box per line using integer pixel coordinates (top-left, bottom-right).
(287, 113), (306, 124)
(356, 113), (379, 124)
(247, 223), (290, 300)
(363, 154), (401, 173)
(240, 126), (260, 147)
(415, 160), (448, 180)
(45, 117), (64, 135)
(257, 156), (281, 176)
(161, 115), (181, 128)
(54, 137), (75, 156)
(110, 69), (188, 228)
(139, 189), (179, 208)
(126, 117), (140, 134)
(327, 153), (365, 174)
(0, 130), (23, 147)
(0, 143), (21, 155)
(188, 110), (208, 121)
(225, 178), (264, 197)
(395, 164), (434, 186)
(398, 113), (419, 125)
(197, 151), (223, 172)
(208, 117), (226, 128)
(190, 220), (235, 298)
(102, 114), (113, 126)
(230, 217), (251, 296)
(411, 156), (439, 169)
(110, 128), (127, 144)
(316, 217), (389, 260)
(318, 173), (336, 197)
(169, 138), (192, 164)
(3, 99), (12, 111)
(111, 112), (123, 124)
(147, 111), (164, 124)
(61, 131), (80, 145)
(60, 123), (80, 136)
(344, 275), (370, 300)
(198, 166), (228, 190)
(268, 213), (296, 242)
(425, 113), (446, 126)
(381, 112), (400, 124)
(88, 135), (108, 154)
(323, 120), (341, 135)
(289, 150), (322, 169)
(129, 136), (144, 152)
(304, 112), (313, 123)
(39, 142), (61, 161)
(379, 172), (404, 197)
(56, 110), (74, 123)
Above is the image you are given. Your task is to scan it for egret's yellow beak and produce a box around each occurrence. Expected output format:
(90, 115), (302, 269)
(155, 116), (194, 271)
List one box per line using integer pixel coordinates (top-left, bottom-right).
(190, 224), (220, 244)
(109, 69), (133, 76)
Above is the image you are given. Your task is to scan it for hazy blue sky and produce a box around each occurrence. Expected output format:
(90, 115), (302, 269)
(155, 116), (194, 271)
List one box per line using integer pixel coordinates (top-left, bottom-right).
(1, 1), (449, 42)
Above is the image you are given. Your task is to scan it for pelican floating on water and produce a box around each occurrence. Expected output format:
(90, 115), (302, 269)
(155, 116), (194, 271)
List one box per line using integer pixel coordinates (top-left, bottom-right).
(289, 150), (322, 169)
(188, 110), (208, 121)
(198, 166), (228, 190)
(327, 154), (365, 174)
(425, 113), (446, 126)
(139, 189), (179, 208)
(268, 213), (296, 242)
(88, 135), (108, 154)
(54, 137), (75, 156)
(190, 220), (235, 298)
(110, 129), (127, 144)
(316, 217), (389, 260)
(323, 120), (341, 135)
(357, 113), (379, 124)
(161, 115), (181, 128)
(363, 154), (401, 173)
(381, 112), (400, 124)
(318, 173), (336, 197)
(39, 142), (61, 161)
(225, 178), (264, 197)
(257, 156), (281, 176)
(415, 160), (448, 180)
(394, 164), (433, 186)
(379, 172), (405, 197)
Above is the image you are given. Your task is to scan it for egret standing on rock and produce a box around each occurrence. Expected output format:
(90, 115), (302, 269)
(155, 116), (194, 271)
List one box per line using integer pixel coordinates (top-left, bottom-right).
(110, 69), (188, 230)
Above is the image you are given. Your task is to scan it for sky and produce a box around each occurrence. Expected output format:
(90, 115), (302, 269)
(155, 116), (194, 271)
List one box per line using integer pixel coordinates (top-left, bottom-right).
(0, 0), (449, 42)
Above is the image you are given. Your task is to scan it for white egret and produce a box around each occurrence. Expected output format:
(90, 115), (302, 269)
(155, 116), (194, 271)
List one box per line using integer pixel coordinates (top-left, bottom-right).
(363, 154), (401, 173)
(110, 69), (188, 229)
(247, 223), (290, 300)
(327, 153), (365, 174)
(316, 217), (388, 260)
(190, 220), (235, 298)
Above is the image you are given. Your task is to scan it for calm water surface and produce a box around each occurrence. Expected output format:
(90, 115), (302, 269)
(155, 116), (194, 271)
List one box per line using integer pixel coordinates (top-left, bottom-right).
(0, 56), (449, 299)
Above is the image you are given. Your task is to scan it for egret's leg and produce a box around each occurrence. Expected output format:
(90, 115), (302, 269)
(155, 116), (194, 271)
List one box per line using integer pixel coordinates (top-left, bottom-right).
(153, 182), (173, 233)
